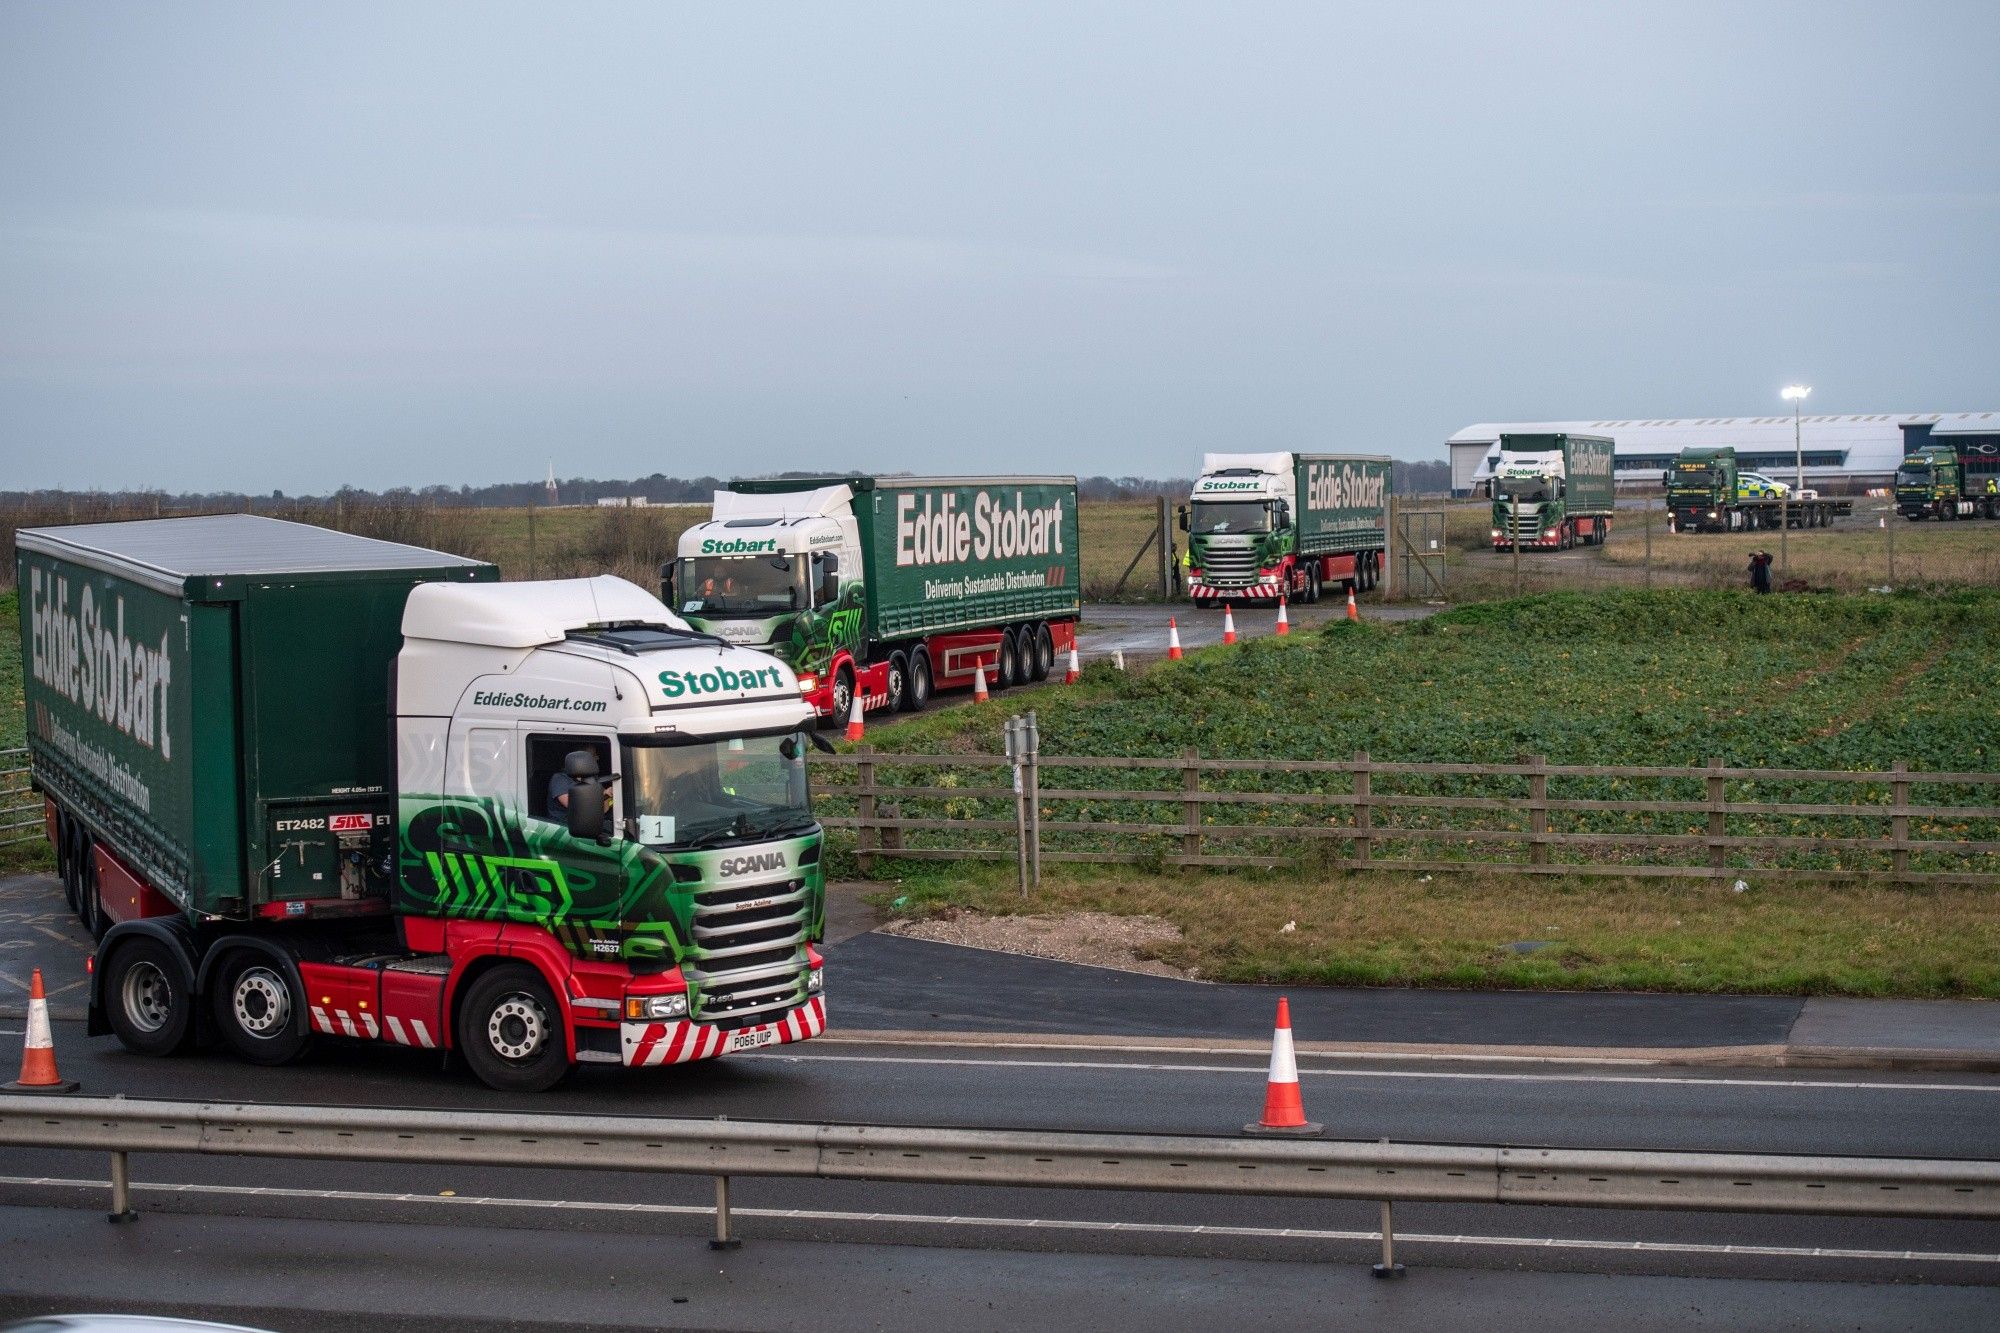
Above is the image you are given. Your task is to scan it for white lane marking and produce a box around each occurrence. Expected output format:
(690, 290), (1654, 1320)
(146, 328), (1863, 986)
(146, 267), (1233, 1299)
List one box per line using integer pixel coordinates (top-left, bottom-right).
(769, 1051), (2000, 1094)
(0, 1175), (1992, 1267)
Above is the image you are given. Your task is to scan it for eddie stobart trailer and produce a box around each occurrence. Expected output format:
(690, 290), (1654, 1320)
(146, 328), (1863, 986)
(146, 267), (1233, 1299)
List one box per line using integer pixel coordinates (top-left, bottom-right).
(667, 476), (1081, 720)
(1178, 453), (1390, 605)
(19, 515), (828, 1092)
(1487, 433), (1616, 550)
(1665, 446), (1853, 532)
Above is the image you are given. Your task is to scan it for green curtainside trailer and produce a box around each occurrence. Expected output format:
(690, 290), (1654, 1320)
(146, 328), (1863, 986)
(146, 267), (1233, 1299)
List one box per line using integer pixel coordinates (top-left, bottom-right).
(675, 476), (1081, 718)
(18, 516), (496, 925)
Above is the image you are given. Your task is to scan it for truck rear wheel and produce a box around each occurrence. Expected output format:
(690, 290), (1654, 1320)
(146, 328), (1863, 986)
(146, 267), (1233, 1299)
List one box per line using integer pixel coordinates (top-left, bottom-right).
(996, 631), (1021, 689)
(104, 937), (194, 1057)
(458, 964), (570, 1092)
(79, 843), (107, 940)
(1031, 623), (1054, 681)
(213, 952), (312, 1066)
(903, 649), (932, 713)
(56, 811), (80, 917)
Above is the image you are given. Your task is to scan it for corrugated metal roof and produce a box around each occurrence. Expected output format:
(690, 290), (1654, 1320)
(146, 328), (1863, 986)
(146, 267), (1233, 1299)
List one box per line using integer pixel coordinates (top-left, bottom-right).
(16, 514), (488, 596)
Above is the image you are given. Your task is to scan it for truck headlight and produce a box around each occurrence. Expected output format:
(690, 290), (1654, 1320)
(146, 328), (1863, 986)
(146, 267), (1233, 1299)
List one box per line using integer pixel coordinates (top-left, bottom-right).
(1490, 529), (1501, 538)
(797, 675), (818, 694)
(626, 994), (689, 1021)
(807, 968), (824, 993)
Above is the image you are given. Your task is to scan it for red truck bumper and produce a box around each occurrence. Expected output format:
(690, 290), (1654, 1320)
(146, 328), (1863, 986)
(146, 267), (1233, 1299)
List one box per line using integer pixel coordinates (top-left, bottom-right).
(620, 994), (826, 1065)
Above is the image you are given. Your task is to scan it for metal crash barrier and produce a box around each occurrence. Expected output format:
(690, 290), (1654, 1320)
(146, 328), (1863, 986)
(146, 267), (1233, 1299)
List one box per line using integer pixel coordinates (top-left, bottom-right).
(3, 1094), (1997, 1273)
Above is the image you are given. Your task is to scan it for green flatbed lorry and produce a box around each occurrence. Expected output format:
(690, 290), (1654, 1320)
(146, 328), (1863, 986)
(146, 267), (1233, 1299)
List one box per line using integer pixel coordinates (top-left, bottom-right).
(1664, 446), (1852, 532)
(20, 515), (829, 1091)
(1487, 433), (1616, 550)
(669, 476), (1081, 719)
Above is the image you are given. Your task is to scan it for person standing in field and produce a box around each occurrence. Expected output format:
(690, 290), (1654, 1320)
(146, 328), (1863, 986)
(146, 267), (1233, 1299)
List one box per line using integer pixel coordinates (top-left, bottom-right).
(1748, 549), (1773, 595)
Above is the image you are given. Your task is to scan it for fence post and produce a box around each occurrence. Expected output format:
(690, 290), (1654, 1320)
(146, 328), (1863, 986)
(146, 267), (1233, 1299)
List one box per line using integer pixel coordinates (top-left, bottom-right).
(1352, 750), (1372, 865)
(1007, 717), (1030, 898)
(1706, 757), (1727, 875)
(1025, 711), (1042, 889)
(1527, 753), (1549, 867)
(1156, 495), (1173, 600)
(1180, 748), (1202, 866)
(1890, 760), (1910, 883)
(1886, 515), (1895, 587)
(711, 1173), (740, 1250)
(1643, 496), (1653, 589)
(1383, 495), (1396, 602)
(856, 745), (877, 876)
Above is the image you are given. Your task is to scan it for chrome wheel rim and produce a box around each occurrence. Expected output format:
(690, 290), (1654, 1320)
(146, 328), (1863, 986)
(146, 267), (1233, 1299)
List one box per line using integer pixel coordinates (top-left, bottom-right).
(487, 993), (550, 1061)
(121, 962), (172, 1034)
(232, 967), (291, 1036)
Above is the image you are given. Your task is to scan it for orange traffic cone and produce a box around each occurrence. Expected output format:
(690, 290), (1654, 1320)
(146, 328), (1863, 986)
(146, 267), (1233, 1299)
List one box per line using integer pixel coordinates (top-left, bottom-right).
(1243, 997), (1319, 1136)
(1063, 644), (1080, 685)
(1345, 587), (1359, 623)
(1275, 599), (1290, 636)
(8, 967), (79, 1093)
(1222, 605), (1237, 644)
(1167, 618), (1183, 660)
(844, 689), (866, 742)
(973, 662), (991, 704)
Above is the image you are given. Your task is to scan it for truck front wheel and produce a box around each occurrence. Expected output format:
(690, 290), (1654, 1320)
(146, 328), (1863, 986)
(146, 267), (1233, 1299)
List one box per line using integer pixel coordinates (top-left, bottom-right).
(104, 937), (194, 1057)
(458, 964), (570, 1092)
(213, 952), (312, 1066)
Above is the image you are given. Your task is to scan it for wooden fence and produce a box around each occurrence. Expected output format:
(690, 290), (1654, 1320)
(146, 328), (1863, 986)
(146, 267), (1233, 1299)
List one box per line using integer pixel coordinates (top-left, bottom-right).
(812, 740), (2000, 886)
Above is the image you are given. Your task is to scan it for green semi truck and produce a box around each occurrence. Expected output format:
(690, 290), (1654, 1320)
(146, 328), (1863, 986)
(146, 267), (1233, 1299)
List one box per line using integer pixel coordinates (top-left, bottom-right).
(19, 515), (828, 1091)
(1664, 446), (1852, 532)
(1178, 453), (1390, 605)
(1486, 433), (1617, 550)
(1895, 443), (2000, 521)
(668, 476), (1081, 720)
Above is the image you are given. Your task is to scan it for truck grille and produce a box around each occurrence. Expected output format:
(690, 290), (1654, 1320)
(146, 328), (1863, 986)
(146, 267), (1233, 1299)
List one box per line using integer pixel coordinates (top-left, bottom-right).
(1199, 545), (1260, 586)
(1502, 505), (1544, 541)
(685, 878), (810, 1027)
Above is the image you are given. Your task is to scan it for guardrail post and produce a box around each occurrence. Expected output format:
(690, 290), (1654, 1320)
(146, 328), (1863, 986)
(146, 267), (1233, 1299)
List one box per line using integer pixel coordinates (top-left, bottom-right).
(108, 1150), (136, 1223)
(1181, 748), (1202, 866)
(856, 745), (877, 876)
(1706, 757), (1727, 874)
(711, 1174), (740, 1250)
(1006, 718), (1030, 898)
(1527, 753), (1549, 867)
(1372, 1199), (1405, 1278)
(1352, 751), (1372, 864)
(1890, 761), (1910, 883)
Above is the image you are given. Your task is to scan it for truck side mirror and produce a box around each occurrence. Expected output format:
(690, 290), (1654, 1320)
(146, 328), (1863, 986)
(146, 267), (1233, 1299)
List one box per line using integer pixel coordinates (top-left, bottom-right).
(563, 750), (608, 842)
(659, 561), (676, 606)
(1176, 504), (1189, 533)
(1273, 501), (1289, 527)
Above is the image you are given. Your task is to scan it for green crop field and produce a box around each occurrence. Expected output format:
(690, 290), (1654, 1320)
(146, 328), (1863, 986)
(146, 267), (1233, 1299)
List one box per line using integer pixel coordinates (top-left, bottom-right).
(835, 587), (2000, 997)
(0, 592), (50, 875)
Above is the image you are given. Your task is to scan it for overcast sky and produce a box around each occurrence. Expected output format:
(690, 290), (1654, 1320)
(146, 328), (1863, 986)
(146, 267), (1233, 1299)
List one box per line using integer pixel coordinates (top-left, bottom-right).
(3, 2), (1996, 494)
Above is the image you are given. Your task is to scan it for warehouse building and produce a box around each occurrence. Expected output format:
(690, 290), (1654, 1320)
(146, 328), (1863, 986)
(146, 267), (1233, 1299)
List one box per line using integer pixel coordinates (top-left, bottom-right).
(1447, 411), (2000, 496)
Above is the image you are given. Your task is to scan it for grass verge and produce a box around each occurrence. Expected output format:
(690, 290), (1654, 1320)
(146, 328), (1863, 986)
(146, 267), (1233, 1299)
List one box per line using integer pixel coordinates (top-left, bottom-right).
(875, 860), (2000, 998)
(0, 591), (51, 875)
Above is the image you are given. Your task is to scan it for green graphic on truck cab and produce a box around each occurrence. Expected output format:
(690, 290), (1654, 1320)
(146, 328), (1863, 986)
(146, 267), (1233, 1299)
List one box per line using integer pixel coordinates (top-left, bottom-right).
(397, 795), (824, 964)
(783, 583), (866, 678)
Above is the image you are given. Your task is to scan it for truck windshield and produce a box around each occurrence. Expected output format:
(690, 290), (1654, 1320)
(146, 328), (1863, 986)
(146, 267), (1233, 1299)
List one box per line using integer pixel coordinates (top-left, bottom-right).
(1189, 501), (1269, 534)
(1896, 464), (1932, 486)
(624, 731), (815, 850)
(1497, 478), (1550, 502)
(677, 556), (802, 617)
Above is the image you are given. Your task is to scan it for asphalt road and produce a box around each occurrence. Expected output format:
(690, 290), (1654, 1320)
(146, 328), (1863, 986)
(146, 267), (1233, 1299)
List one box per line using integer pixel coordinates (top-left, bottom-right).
(1075, 598), (1438, 663)
(4, 876), (1998, 1326)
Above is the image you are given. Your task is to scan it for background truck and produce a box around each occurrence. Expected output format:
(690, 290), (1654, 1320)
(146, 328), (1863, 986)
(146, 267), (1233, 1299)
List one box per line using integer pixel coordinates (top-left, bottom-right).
(667, 476), (1081, 721)
(19, 514), (828, 1092)
(1896, 443), (2000, 521)
(1178, 453), (1389, 605)
(1487, 432), (1616, 550)
(1664, 446), (1853, 532)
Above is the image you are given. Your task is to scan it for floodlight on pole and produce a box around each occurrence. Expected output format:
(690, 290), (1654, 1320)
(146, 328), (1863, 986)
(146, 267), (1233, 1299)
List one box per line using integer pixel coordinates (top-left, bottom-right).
(1782, 385), (1811, 494)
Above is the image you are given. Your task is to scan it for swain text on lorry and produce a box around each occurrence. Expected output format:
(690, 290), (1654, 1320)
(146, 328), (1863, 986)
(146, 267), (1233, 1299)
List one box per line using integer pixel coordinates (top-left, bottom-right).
(26, 566), (175, 760)
(894, 491), (1065, 568)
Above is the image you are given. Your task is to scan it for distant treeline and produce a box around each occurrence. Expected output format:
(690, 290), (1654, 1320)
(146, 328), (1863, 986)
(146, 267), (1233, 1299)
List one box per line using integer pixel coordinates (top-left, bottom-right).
(1, 460), (1452, 513)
